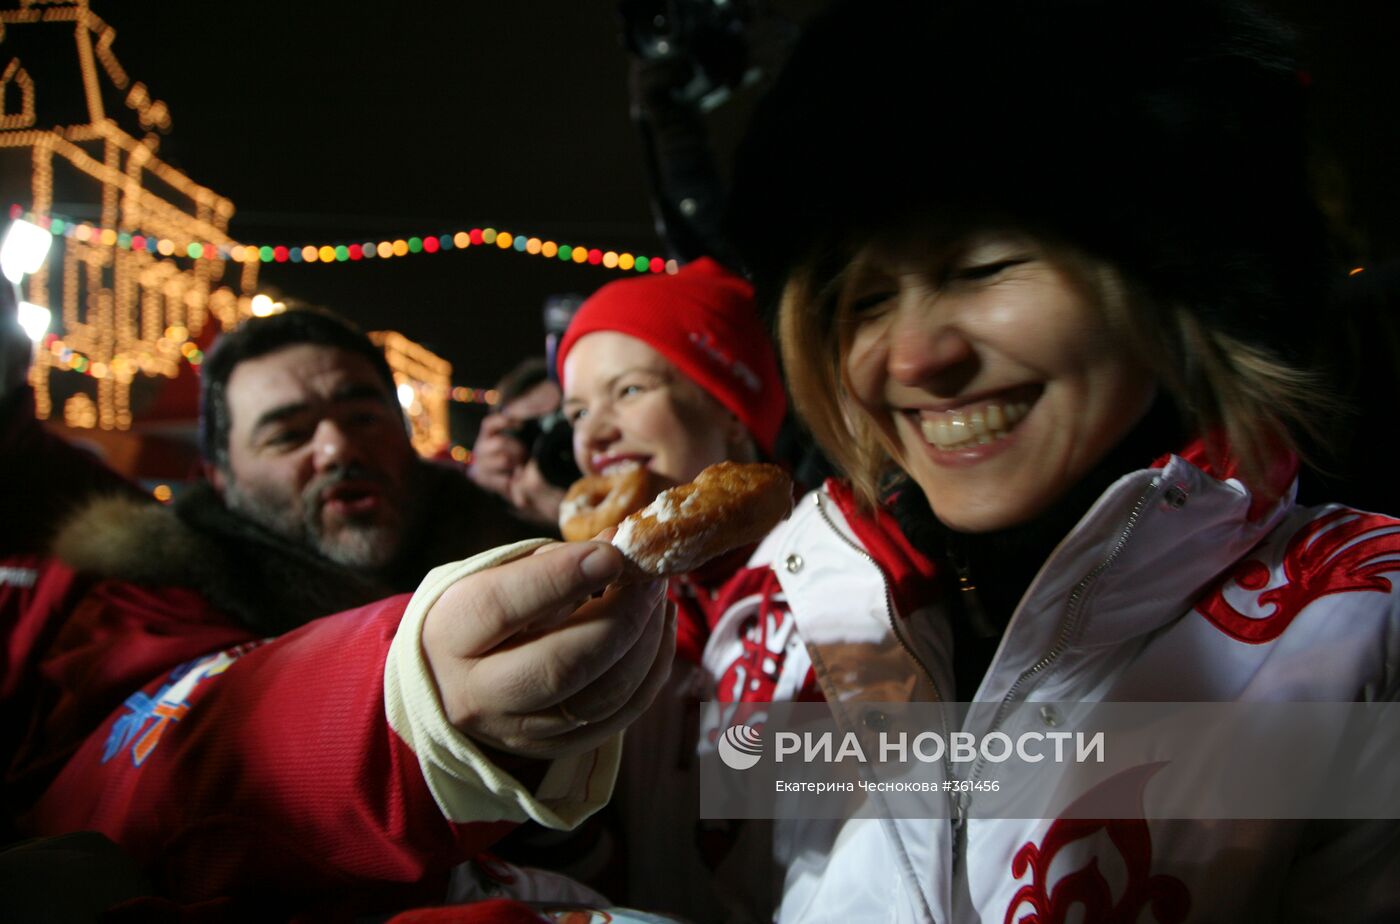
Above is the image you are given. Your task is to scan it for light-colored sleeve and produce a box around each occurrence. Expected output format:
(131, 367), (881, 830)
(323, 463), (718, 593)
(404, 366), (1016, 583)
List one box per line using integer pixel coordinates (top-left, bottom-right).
(384, 539), (624, 830)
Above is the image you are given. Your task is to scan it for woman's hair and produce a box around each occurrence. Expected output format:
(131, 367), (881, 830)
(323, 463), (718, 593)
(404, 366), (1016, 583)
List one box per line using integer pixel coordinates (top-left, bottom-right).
(729, 0), (1337, 504)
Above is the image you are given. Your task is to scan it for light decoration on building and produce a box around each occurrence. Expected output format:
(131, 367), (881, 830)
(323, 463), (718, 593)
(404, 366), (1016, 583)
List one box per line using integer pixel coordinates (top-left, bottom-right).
(35, 327), (501, 418)
(0, 215), (51, 281)
(9, 206), (681, 276)
(16, 300), (50, 341)
(450, 386), (498, 406)
(369, 330), (454, 456)
(0, 0), (633, 445)
(249, 293), (285, 316)
(0, 0), (260, 430)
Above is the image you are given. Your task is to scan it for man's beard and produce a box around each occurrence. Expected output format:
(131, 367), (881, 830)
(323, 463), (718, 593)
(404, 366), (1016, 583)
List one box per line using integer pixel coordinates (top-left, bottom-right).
(223, 463), (414, 570)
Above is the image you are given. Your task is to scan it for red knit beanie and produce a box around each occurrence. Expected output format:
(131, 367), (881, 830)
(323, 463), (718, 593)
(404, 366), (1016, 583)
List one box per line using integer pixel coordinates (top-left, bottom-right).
(556, 257), (786, 456)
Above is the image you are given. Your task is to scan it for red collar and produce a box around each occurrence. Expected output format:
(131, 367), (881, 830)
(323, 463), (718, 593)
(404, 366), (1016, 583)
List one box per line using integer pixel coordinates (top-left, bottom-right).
(825, 479), (941, 617)
(1152, 433), (1298, 521)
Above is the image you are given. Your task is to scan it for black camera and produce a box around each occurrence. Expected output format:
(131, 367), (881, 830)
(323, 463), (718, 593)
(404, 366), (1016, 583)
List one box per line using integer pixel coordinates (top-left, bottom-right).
(506, 410), (582, 490)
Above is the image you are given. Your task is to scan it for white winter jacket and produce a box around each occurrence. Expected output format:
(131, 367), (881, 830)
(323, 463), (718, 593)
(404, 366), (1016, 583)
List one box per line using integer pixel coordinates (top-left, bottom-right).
(698, 452), (1400, 923)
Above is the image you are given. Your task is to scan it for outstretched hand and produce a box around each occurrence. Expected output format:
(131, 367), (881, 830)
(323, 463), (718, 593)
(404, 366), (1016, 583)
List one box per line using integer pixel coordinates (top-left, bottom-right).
(421, 539), (674, 759)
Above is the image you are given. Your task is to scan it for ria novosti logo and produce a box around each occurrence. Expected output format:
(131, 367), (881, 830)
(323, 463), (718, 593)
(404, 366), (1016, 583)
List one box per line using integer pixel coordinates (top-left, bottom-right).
(716, 724), (1105, 771)
(717, 724), (764, 770)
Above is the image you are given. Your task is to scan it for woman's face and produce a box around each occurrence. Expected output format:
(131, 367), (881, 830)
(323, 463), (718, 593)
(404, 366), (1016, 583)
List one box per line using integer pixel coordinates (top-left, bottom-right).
(841, 232), (1157, 532)
(563, 331), (740, 485)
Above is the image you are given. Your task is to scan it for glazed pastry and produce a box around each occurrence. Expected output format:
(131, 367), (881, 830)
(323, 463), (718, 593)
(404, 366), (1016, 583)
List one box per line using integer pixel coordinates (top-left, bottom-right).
(558, 461), (668, 542)
(612, 461), (792, 578)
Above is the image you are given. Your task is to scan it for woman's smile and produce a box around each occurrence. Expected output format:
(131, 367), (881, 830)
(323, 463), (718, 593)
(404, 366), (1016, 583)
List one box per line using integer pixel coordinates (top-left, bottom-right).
(843, 233), (1157, 531)
(901, 384), (1042, 452)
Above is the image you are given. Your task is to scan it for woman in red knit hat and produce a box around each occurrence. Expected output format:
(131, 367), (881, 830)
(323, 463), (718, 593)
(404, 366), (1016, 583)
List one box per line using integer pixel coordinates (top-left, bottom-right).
(556, 254), (789, 663)
(556, 256), (786, 489)
(554, 256), (788, 918)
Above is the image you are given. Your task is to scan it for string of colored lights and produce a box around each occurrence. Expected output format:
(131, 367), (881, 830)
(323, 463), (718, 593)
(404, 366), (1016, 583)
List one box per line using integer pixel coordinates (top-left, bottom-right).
(39, 329), (203, 380)
(39, 330), (503, 407)
(9, 205), (680, 275)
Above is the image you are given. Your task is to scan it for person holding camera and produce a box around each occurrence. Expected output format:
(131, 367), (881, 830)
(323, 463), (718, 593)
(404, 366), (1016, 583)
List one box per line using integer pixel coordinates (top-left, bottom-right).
(469, 357), (577, 533)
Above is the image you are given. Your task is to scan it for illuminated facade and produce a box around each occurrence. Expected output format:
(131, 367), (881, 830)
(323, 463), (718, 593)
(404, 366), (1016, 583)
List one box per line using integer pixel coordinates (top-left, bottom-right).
(0, 0), (451, 458)
(0, 0), (258, 430)
(370, 330), (452, 457)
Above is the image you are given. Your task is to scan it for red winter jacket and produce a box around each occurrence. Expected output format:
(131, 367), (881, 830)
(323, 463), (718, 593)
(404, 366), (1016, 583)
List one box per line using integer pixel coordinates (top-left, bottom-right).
(2, 559), (495, 916)
(1, 540), (618, 919)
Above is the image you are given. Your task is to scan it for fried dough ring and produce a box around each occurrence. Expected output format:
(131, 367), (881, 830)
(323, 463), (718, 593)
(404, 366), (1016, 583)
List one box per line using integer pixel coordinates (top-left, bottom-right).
(559, 463), (667, 542)
(612, 461), (793, 579)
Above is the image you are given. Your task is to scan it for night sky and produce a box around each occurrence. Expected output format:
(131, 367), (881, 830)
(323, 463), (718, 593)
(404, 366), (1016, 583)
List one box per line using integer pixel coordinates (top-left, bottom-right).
(86, 2), (701, 396)
(8, 1), (1400, 428)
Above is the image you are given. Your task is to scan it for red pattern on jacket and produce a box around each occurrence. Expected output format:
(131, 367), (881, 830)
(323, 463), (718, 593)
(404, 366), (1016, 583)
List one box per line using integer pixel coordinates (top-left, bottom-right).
(1195, 508), (1400, 643)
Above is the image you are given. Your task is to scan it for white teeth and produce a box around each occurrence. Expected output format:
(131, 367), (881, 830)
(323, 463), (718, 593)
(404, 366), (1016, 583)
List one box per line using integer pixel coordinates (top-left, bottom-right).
(917, 398), (1031, 450)
(598, 459), (642, 476)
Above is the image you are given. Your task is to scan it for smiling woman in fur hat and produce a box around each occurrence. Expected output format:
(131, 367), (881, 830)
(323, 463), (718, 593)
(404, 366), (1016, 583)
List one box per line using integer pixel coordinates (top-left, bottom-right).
(690, 0), (1400, 920)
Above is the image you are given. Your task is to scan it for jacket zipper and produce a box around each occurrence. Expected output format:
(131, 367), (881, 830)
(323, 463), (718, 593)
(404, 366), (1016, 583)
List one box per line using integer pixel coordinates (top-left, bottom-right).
(960, 480), (1160, 815)
(812, 492), (962, 830)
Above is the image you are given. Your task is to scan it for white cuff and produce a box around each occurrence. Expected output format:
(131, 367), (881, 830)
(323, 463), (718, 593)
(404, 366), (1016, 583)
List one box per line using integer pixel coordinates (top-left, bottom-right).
(384, 539), (623, 830)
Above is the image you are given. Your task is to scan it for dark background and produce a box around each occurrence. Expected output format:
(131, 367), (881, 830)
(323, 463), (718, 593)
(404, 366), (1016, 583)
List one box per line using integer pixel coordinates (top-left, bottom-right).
(12, 1), (1400, 427)
(62, 1), (782, 399)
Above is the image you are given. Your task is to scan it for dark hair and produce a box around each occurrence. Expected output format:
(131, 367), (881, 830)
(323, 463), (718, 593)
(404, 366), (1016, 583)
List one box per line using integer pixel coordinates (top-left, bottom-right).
(199, 308), (399, 468)
(494, 357), (552, 409)
(729, 0), (1336, 494)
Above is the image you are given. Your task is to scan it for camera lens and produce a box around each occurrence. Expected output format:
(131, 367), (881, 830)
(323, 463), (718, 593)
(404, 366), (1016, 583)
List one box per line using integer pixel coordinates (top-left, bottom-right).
(532, 411), (583, 489)
(504, 417), (544, 452)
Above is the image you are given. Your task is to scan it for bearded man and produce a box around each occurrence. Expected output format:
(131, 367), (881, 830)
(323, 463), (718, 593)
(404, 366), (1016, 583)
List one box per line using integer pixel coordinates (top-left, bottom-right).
(42, 309), (537, 633)
(1, 307), (673, 919)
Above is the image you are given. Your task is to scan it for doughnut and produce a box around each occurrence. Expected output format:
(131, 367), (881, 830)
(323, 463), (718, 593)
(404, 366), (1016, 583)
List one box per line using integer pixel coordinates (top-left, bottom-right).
(559, 462), (667, 542)
(612, 461), (793, 578)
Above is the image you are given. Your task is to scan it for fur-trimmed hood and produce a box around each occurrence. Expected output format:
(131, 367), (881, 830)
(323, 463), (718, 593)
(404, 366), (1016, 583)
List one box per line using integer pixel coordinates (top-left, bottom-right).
(52, 461), (541, 635)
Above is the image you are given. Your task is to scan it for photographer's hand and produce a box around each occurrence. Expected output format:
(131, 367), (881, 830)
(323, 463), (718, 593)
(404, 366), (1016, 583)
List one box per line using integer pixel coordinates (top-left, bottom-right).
(468, 412), (529, 499)
(508, 460), (567, 530)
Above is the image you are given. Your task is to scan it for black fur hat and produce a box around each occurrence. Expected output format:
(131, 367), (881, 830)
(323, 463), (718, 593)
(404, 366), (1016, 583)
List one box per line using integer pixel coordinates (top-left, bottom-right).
(726, 0), (1329, 362)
